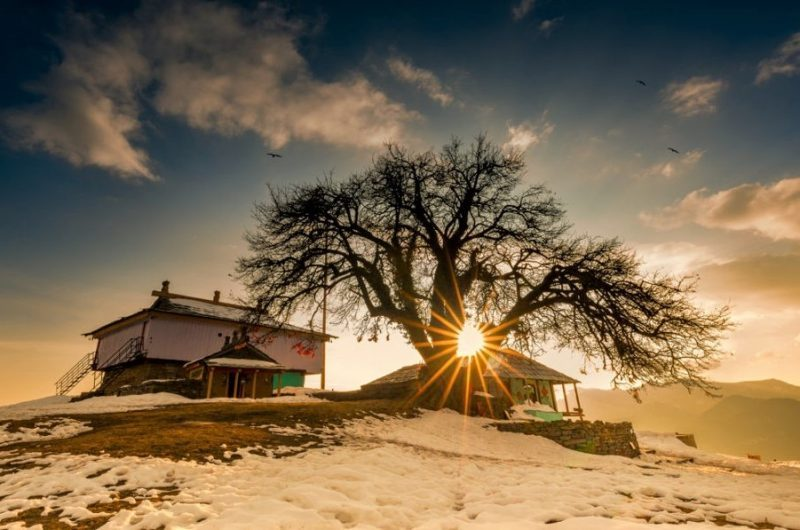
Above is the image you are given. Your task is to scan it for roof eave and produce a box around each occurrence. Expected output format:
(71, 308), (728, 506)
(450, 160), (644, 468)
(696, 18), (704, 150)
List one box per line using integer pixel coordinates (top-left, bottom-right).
(82, 309), (150, 337)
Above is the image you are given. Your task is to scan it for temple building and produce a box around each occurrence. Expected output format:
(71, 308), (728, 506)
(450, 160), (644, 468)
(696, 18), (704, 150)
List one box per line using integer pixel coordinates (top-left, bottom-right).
(55, 281), (332, 398)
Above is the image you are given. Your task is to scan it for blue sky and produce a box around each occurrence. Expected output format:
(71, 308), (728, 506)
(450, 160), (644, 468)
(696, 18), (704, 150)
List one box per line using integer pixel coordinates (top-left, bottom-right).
(1, 0), (800, 404)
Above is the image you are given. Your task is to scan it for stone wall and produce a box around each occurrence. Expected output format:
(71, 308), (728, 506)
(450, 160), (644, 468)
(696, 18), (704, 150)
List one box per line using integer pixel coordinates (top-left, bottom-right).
(116, 378), (204, 399)
(97, 360), (187, 395)
(316, 382), (418, 402)
(495, 420), (640, 457)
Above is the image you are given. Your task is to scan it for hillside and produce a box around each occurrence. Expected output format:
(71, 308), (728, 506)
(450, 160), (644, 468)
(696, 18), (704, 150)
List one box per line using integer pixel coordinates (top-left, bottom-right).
(1, 393), (799, 529)
(698, 396), (800, 461)
(579, 379), (800, 460)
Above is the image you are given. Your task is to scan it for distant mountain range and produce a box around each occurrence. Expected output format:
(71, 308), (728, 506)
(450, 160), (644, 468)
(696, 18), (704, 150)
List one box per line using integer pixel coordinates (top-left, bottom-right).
(577, 379), (800, 461)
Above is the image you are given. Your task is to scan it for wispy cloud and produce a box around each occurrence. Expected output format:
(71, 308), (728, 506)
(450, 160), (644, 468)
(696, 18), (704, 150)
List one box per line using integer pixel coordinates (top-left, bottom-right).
(511, 0), (535, 21)
(756, 32), (800, 84)
(386, 56), (453, 106)
(1, 1), (416, 180)
(640, 149), (704, 179)
(1, 21), (154, 180)
(662, 76), (726, 117)
(641, 177), (800, 241)
(501, 118), (554, 153)
(538, 17), (563, 37)
(633, 241), (727, 276)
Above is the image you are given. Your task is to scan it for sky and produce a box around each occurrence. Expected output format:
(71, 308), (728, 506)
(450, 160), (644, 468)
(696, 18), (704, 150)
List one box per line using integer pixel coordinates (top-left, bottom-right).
(1, 0), (799, 405)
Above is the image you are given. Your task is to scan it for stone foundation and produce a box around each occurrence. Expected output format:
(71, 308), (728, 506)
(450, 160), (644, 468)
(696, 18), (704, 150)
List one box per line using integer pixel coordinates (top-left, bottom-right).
(495, 420), (640, 457)
(97, 360), (187, 395)
(116, 378), (203, 399)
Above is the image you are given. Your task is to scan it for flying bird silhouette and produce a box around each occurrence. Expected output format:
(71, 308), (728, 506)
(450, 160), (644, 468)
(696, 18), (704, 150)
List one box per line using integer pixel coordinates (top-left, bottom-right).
(266, 152), (282, 158)
(635, 79), (647, 87)
(668, 147), (680, 154)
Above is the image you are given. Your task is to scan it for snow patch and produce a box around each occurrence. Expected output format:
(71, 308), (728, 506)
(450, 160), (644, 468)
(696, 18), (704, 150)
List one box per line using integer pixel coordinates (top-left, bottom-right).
(1, 411), (798, 528)
(0, 393), (193, 421)
(0, 391), (325, 422)
(0, 418), (92, 446)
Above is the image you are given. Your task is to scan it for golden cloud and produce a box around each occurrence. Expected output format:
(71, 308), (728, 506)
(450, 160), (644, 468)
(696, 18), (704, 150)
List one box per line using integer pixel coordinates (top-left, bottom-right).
(641, 177), (800, 241)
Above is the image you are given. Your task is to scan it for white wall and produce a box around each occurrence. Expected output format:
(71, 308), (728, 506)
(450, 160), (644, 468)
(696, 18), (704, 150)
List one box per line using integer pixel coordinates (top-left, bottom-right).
(142, 315), (324, 373)
(95, 321), (145, 369)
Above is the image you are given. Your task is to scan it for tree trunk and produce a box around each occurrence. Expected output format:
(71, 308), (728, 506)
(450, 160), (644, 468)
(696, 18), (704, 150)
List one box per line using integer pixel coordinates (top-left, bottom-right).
(413, 350), (500, 418)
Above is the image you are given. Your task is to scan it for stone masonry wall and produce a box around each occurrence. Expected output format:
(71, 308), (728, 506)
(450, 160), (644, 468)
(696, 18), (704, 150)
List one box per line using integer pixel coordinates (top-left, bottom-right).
(116, 378), (203, 399)
(495, 420), (640, 457)
(98, 361), (187, 395)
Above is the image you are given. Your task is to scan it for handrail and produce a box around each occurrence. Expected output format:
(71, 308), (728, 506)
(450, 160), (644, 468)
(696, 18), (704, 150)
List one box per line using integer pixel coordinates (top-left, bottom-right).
(93, 336), (146, 391)
(55, 351), (95, 395)
(96, 336), (145, 370)
(55, 336), (146, 396)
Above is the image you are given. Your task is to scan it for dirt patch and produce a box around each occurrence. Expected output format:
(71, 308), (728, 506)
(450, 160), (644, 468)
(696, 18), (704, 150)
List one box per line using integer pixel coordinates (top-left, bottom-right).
(2, 486), (180, 529)
(5, 398), (416, 462)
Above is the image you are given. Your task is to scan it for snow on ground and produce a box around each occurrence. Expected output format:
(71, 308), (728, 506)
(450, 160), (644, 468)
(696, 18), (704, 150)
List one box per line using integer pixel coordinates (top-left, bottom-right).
(0, 394), (193, 421)
(637, 431), (795, 475)
(2, 409), (799, 529)
(0, 392), (325, 421)
(0, 418), (92, 447)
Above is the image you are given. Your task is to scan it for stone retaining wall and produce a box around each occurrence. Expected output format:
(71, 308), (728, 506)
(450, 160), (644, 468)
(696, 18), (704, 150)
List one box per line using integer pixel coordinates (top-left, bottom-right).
(98, 360), (187, 394)
(116, 378), (204, 399)
(495, 420), (640, 457)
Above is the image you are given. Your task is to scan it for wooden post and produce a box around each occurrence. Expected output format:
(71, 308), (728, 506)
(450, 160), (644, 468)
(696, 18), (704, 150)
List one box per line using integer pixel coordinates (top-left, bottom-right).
(562, 383), (570, 415)
(251, 370), (259, 399)
(206, 367), (215, 399)
(549, 382), (557, 412)
(573, 382), (584, 420)
(233, 370), (241, 399)
(277, 372), (283, 396)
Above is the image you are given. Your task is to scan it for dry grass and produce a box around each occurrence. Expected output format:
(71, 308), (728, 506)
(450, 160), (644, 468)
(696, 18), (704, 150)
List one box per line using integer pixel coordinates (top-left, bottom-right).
(1, 398), (415, 528)
(4, 487), (181, 529)
(3, 398), (415, 461)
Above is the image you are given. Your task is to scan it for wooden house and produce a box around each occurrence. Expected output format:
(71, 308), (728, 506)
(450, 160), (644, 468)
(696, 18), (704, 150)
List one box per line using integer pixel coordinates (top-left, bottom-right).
(55, 281), (333, 397)
(361, 350), (583, 419)
(185, 340), (290, 399)
(484, 350), (583, 419)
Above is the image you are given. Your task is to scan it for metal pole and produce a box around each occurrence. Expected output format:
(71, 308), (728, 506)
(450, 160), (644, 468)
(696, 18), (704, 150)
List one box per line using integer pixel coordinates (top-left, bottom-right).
(321, 236), (329, 390)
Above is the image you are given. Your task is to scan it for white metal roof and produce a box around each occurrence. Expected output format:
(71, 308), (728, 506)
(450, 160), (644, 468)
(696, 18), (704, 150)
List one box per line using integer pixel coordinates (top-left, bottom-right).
(204, 358), (286, 370)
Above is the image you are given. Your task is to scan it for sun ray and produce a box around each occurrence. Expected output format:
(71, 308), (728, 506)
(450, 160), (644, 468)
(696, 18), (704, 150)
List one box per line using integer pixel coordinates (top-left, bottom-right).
(414, 354), (460, 398)
(437, 359), (464, 409)
(463, 356), (473, 415)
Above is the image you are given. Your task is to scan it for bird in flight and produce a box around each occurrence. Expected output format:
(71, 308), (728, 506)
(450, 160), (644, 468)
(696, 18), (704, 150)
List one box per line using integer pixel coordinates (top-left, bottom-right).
(668, 147), (680, 154)
(266, 152), (282, 158)
(635, 79), (647, 87)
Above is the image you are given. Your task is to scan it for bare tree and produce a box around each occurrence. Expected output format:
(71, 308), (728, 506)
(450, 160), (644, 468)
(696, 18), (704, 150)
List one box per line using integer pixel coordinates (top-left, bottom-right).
(238, 136), (730, 410)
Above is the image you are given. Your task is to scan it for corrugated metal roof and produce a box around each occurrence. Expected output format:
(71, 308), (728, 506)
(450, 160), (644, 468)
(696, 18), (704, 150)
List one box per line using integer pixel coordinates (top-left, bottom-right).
(151, 297), (322, 335)
(205, 358), (286, 370)
(362, 351), (578, 388)
(85, 294), (334, 339)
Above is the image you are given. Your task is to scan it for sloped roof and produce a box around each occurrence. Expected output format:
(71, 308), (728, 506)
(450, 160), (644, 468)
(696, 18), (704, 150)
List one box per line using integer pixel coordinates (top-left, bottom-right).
(362, 351), (578, 388)
(488, 350), (579, 383)
(205, 358), (285, 370)
(362, 364), (424, 387)
(151, 297), (315, 335)
(85, 294), (333, 339)
(185, 340), (286, 371)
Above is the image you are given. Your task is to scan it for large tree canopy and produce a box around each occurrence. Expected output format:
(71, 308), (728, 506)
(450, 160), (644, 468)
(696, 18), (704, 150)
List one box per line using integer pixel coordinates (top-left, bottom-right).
(238, 136), (730, 404)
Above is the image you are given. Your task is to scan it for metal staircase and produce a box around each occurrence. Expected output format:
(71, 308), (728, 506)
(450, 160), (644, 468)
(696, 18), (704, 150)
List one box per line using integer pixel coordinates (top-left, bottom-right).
(54, 336), (145, 396)
(55, 351), (98, 395)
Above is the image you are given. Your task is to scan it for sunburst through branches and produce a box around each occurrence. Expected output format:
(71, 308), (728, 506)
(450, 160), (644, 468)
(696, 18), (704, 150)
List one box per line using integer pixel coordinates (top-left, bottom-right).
(456, 321), (485, 357)
(411, 312), (518, 415)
